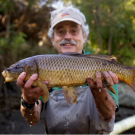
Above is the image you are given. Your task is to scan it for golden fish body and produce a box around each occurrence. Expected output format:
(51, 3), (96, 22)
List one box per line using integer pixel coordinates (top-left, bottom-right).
(36, 54), (135, 89)
(2, 53), (135, 104)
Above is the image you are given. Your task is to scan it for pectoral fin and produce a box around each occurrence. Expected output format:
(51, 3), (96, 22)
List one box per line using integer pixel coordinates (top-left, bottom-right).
(103, 82), (116, 95)
(33, 79), (49, 103)
(62, 86), (78, 105)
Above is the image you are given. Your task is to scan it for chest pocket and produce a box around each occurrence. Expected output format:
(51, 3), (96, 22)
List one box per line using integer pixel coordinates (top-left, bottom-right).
(51, 92), (65, 102)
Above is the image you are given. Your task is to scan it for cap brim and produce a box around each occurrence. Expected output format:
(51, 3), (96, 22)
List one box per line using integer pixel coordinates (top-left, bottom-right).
(51, 18), (82, 28)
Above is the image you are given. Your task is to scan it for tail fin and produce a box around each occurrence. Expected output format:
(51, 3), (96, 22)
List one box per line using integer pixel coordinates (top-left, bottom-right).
(128, 67), (135, 92)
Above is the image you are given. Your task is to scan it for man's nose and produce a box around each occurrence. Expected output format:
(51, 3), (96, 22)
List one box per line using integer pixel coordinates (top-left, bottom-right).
(64, 31), (72, 39)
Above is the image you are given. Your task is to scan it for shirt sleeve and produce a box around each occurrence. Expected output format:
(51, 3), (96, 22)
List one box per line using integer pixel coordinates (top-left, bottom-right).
(108, 84), (119, 108)
(39, 96), (43, 102)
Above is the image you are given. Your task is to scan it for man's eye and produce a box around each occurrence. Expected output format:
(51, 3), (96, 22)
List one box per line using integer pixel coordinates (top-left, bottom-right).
(71, 29), (77, 34)
(58, 30), (65, 34)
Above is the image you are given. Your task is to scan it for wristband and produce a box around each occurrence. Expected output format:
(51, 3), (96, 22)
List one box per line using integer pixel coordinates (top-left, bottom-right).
(21, 96), (39, 109)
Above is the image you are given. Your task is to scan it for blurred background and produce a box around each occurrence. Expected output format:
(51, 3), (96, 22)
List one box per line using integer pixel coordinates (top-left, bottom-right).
(0, 0), (135, 134)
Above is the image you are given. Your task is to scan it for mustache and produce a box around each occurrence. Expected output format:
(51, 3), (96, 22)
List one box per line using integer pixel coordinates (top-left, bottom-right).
(59, 39), (77, 46)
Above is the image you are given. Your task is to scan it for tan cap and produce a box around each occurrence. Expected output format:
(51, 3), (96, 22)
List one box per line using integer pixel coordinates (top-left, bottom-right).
(51, 9), (84, 28)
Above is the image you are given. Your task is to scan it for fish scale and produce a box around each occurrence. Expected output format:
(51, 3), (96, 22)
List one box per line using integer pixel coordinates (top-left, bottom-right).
(2, 53), (135, 104)
(36, 56), (90, 86)
(34, 55), (131, 87)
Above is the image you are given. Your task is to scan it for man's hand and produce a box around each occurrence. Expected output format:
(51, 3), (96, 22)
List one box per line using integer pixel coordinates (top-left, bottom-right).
(17, 72), (50, 104)
(87, 71), (118, 90)
(17, 72), (50, 126)
(86, 69), (118, 122)
(87, 56), (118, 89)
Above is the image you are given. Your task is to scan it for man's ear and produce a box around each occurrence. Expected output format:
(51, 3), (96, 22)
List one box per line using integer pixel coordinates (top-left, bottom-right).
(83, 34), (87, 44)
(50, 37), (54, 46)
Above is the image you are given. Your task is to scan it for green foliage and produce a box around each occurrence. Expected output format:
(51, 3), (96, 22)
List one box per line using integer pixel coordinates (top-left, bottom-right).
(0, 32), (27, 67)
(0, 0), (14, 13)
(0, 32), (26, 52)
(1, 0), (135, 66)
(63, 0), (135, 66)
(0, 0), (55, 68)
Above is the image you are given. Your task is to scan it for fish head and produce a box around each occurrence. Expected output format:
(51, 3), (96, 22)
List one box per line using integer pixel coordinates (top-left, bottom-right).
(2, 60), (25, 82)
(2, 57), (37, 82)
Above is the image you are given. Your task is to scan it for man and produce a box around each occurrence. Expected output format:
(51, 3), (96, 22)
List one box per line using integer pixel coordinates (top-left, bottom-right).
(18, 5), (119, 134)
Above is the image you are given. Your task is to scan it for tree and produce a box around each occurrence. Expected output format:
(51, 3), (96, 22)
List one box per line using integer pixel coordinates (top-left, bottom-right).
(0, 0), (56, 117)
(63, 0), (135, 66)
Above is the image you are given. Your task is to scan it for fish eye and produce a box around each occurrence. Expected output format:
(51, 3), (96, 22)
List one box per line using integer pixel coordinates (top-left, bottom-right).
(15, 65), (19, 69)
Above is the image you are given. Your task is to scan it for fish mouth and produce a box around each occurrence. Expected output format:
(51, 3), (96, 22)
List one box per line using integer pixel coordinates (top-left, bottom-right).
(1, 70), (15, 82)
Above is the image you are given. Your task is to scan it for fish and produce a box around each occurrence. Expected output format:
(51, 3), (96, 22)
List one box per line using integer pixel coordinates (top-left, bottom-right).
(1, 53), (135, 105)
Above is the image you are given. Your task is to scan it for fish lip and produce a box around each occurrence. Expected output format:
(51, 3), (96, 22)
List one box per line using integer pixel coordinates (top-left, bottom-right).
(1, 70), (15, 82)
(1, 70), (7, 78)
(5, 76), (15, 82)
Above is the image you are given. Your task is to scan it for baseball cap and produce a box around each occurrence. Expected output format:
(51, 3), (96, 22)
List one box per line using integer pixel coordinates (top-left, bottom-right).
(51, 9), (84, 28)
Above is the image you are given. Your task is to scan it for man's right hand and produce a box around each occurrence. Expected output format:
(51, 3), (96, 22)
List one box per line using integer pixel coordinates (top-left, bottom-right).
(17, 72), (48, 104)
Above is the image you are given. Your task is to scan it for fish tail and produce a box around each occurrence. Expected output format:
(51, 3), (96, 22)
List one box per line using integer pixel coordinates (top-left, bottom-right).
(62, 86), (78, 105)
(128, 67), (135, 92)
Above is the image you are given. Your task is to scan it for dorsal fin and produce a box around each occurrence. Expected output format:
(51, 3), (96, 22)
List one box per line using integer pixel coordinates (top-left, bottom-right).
(83, 54), (120, 64)
(60, 53), (120, 64)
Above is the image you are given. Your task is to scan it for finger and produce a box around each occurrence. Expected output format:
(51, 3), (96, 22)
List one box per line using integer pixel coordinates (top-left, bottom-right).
(44, 81), (49, 85)
(87, 76), (95, 87)
(108, 71), (119, 84)
(111, 57), (116, 60)
(44, 81), (52, 90)
(96, 71), (103, 88)
(17, 72), (26, 87)
(102, 71), (114, 86)
(24, 73), (38, 89)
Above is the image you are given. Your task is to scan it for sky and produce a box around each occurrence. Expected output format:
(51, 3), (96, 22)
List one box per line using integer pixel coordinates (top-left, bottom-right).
(38, 0), (63, 9)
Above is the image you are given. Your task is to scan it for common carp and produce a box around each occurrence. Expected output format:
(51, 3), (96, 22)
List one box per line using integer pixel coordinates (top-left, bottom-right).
(1, 53), (135, 105)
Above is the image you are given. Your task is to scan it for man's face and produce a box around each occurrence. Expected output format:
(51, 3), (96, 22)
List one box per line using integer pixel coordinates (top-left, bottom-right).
(51, 21), (86, 54)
